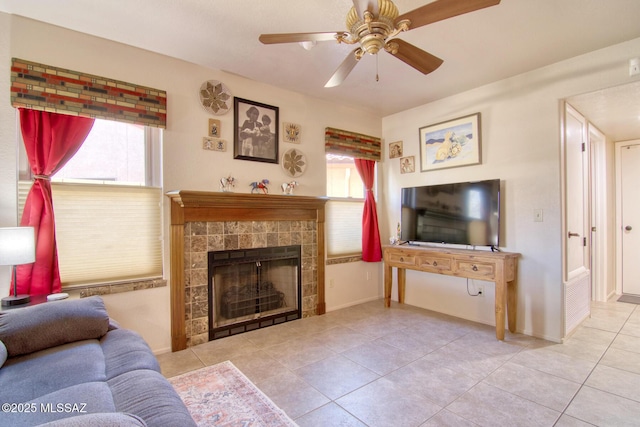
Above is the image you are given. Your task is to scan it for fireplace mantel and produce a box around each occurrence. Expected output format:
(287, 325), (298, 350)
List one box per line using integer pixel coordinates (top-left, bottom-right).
(167, 190), (328, 351)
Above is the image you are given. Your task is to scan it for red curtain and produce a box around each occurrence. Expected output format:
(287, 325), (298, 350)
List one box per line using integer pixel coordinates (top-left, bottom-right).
(354, 158), (382, 262)
(15, 109), (94, 295)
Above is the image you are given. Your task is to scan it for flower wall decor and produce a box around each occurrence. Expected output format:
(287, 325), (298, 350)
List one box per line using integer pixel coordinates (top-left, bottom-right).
(199, 80), (232, 115)
(282, 148), (307, 177)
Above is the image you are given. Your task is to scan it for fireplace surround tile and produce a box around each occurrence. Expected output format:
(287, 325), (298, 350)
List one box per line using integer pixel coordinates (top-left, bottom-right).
(167, 191), (327, 351)
(183, 219), (319, 347)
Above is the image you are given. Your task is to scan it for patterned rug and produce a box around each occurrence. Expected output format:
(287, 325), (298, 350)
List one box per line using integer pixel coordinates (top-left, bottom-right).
(169, 360), (297, 427)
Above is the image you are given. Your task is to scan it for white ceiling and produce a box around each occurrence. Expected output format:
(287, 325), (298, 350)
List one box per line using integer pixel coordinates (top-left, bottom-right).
(2, 0), (640, 139)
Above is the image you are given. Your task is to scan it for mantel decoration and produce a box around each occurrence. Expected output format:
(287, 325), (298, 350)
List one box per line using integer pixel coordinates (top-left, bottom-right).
(219, 175), (235, 192)
(199, 80), (232, 115)
(281, 148), (307, 177)
(234, 97), (279, 164)
(281, 181), (298, 195)
(250, 179), (270, 194)
(419, 112), (481, 172)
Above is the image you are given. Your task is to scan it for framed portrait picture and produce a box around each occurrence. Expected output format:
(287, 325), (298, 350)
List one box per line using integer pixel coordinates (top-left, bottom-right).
(389, 141), (403, 158)
(400, 156), (415, 174)
(419, 113), (481, 172)
(233, 97), (279, 163)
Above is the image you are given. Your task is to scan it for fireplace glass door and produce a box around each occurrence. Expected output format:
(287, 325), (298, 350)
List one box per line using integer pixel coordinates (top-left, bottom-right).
(208, 245), (301, 339)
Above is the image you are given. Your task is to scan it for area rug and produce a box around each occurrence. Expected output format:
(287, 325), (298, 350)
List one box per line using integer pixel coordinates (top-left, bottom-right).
(169, 360), (297, 427)
(618, 294), (640, 305)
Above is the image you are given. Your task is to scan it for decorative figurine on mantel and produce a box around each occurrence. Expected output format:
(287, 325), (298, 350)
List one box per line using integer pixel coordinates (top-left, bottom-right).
(281, 181), (298, 195)
(219, 174), (235, 192)
(250, 179), (270, 194)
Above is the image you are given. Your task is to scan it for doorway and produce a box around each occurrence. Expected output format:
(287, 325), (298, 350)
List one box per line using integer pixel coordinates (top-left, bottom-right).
(567, 80), (640, 304)
(616, 140), (640, 296)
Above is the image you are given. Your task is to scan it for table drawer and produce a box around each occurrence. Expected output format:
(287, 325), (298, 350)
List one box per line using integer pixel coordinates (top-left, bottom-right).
(417, 255), (451, 272)
(387, 253), (416, 267)
(455, 260), (495, 279)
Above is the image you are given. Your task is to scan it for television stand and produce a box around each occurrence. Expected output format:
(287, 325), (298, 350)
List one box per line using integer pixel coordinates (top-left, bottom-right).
(382, 245), (520, 340)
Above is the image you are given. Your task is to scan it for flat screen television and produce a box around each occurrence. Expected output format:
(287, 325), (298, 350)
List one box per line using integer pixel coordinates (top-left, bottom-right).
(401, 179), (500, 248)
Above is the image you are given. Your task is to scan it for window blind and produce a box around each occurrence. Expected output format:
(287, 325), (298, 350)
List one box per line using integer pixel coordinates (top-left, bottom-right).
(325, 199), (364, 257)
(19, 181), (162, 287)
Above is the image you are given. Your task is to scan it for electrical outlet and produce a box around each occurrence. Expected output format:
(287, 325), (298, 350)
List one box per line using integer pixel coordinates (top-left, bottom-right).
(477, 285), (484, 297)
(630, 57), (640, 76)
(329, 279), (335, 289)
(534, 209), (543, 222)
(366, 271), (370, 281)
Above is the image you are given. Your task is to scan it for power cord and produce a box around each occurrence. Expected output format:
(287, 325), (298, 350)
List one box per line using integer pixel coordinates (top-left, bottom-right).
(466, 278), (483, 297)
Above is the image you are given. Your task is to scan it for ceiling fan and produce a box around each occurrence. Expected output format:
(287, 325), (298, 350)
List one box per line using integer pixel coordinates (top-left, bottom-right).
(259, 0), (501, 87)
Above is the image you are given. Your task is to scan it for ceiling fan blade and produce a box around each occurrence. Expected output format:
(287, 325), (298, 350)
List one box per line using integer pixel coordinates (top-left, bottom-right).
(397, 0), (500, 30)
(387, 39), (443, 75)
(325, 49), (361, 88)
(352, 0), (378, 18)
(259, 32), (342, 44)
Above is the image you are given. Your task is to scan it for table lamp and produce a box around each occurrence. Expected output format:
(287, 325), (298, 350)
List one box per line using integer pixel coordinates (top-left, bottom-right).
(0, 227), (35, 307)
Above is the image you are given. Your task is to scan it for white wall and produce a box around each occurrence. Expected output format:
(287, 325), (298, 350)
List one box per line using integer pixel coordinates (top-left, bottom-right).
(381, 37), (640, 342)
(0, 14), (381, 353)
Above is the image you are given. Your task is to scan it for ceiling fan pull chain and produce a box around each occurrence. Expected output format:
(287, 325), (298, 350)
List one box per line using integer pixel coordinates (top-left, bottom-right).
(376, 54), (379, 82)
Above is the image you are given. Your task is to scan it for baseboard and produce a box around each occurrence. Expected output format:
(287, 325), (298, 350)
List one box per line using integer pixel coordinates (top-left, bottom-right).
(326, 295), (381, 312)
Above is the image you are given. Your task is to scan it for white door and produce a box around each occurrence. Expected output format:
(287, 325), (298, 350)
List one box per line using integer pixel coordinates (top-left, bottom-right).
(620, 142), (640, 295)
(565, 105), (590, 280)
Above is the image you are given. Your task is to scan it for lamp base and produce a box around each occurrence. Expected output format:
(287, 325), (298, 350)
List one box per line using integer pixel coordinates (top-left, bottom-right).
(1, 294), (31, 307)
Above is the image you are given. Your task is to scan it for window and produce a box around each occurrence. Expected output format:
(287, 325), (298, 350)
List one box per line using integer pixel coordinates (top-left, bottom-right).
(19, 119), (163, 287)
(326, 154), (364, 257)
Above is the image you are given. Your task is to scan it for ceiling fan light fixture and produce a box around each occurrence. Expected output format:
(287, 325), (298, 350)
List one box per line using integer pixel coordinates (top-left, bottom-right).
(259, 0), (502, 87)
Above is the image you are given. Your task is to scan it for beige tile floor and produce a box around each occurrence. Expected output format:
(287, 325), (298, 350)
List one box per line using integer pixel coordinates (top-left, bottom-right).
(158, 297), (640, 426)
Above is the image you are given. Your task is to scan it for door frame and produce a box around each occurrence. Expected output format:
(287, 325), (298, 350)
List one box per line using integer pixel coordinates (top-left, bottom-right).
(589, 124), (608, 302)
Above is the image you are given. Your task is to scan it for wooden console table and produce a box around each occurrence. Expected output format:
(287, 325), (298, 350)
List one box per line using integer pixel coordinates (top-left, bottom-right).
(383, 245), (520, 340)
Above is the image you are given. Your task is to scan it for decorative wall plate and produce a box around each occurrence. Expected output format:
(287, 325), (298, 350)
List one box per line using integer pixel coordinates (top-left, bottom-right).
(281, 148), (307, 177)
(199, 80), (232, 115)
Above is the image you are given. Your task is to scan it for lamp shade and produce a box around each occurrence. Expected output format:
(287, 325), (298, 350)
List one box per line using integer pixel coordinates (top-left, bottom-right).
(0, 227), (36, 266)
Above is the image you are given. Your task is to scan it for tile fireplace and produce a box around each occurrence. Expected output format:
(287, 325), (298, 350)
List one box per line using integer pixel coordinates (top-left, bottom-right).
(167, 191), (327, 351)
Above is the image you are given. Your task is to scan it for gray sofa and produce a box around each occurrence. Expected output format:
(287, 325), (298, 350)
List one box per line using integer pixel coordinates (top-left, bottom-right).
(0, 296), (196, 427)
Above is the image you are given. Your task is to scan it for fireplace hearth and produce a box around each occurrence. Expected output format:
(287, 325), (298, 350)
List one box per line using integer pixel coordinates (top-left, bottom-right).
(209, 245), (301, 340)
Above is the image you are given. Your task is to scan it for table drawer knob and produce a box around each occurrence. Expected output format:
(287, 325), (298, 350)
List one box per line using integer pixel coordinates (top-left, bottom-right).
(472, 265), (478, 271)
(400, 257), (404, 262)
(433, 261), (438, 266)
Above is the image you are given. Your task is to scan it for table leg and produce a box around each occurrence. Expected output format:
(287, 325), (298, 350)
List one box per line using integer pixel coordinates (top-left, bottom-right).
(397, 268), (406, 304)
(494, 279), (506, 340)
(507, 279), (517, 333)
(384, 263), (392, 308)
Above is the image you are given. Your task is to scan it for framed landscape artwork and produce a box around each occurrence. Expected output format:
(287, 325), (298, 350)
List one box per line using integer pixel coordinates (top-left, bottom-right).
(419, 113), (481, 172)
(233, 97), (279, 163)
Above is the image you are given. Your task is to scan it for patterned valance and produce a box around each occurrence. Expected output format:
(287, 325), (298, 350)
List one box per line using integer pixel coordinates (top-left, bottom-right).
(10, 58), (167, 128)
(325, 127), (381, 161)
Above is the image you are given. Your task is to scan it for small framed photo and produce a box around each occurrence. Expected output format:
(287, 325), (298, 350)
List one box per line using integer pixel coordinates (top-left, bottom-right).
(283, 122), (301, 143)
(208, 119), (221, 137)
(400, 156), (415, 174)
(203, 137), (227, 152)
(389, 141), (403, 158)
(234, 97), (279, 164)
(419, 113), (481, 172)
